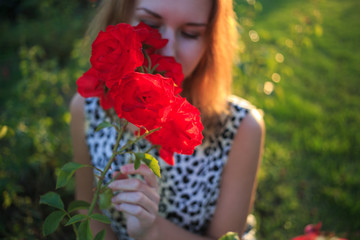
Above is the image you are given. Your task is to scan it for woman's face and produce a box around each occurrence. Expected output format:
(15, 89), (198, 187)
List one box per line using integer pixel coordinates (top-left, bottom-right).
(131, 0), (212, 78)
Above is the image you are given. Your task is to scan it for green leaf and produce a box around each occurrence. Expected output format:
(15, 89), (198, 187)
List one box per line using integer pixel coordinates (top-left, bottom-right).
(134, 157), (141, 170)
(78, 219), (93, 240)
(94, 229), (106, 240)
(99, 188), (113, 210)
(65, 214), (87, 226)
(42, 210), (66, 236)
(135, 153), (161, 178)
(61, 162), (85, 172)
(56, 170), (72, 189)
(95, 122), (113, 132)
(90, 213), (111, 224)
(40, 192), (64, 210)
(56, 162), (87, 189)
(218, 232), (240, 240)
(68, 200), (90, 213)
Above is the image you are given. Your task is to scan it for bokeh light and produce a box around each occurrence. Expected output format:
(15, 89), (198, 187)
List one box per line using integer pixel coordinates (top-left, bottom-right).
(275, 53), (284, 63)
(272, 73), (281, 83)
(264, 81), (274, 95)
(249, 30), (260, 42)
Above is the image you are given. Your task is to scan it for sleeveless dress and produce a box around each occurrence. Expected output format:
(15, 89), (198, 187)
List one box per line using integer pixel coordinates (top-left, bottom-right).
(84, 95), (257, 240)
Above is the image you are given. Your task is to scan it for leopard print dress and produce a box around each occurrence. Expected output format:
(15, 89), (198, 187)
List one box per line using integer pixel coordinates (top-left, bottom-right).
(84, 95), (256, 240)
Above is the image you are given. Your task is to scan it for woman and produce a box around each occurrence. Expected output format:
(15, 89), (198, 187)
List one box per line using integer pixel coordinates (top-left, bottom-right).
(70, 0), (265, 239)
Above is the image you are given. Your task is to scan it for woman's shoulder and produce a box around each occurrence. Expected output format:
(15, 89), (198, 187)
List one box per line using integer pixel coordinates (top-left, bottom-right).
(70, 94), (106, 124)
(226, 95), (265, 134)
(70, 93), (87, 125)
(70, 93), (85, 116)
(227, 95), (256, 111)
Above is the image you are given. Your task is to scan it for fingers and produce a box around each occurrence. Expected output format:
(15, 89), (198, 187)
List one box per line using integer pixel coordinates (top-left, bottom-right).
(112, 191), (159, 215)
(108, 163), (160, 226)
(108, 164), (160, 238)
(120, 163), (158, 189)
(115, 203), (156, 224)
(108, 177), (160, 203)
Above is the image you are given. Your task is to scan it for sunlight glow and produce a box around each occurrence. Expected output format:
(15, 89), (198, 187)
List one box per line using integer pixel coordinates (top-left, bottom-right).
(272, 73), (281, 83)
(249, 30), (260, 42)
(275, 53), (284, 63)
(264, 81), (274, 95)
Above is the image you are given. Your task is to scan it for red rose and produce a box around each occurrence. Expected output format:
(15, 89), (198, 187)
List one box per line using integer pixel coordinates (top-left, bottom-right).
(134, 22), (168, 53)
(146, 97), (204, 165)
(111, 72), (176, 130)
(90, 23), (144, 88)
(158, 148), (176, 166)
(291, 234), (317, 240)
(144, 54), (184, 91)
(76, 67), (114, 109)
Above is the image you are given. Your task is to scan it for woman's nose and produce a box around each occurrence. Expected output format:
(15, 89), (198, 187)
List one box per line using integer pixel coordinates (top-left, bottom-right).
(158, 28), (176, 58)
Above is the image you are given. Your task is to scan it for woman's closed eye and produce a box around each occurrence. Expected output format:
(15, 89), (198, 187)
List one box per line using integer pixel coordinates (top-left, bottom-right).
(181, 31), (200, 39)
(139, 20), (202, 40)
(140, 20), (160, 29)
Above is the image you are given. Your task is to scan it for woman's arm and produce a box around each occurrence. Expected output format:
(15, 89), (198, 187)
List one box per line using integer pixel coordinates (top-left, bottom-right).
(70, 93), (117, 240)
(207, 108), (265, 238)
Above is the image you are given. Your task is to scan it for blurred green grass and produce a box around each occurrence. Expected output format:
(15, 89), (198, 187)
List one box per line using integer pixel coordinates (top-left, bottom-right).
(233, 0), (360, 239)
(0, 0), (359, 239)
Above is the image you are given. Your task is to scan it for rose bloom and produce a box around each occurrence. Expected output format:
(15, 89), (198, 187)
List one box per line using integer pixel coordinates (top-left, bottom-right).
(144, 54), (184, 91)
(90, 23), (144, 88)
(110, 72), (176, 130)
(146, 97), (204, 165)
(76, 67), (113, 109)
(134, 22), (168, 54)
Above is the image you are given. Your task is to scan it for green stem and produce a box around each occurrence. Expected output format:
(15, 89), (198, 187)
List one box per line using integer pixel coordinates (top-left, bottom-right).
(87, 120), (128, 216)
(93, 125), (161, 197)
(117, 127), (160, 154)
(145, 144), (160, 153)
(72, 224), (79, 239)
(63, 211), (79, 238)
(86, 122), (159, 217)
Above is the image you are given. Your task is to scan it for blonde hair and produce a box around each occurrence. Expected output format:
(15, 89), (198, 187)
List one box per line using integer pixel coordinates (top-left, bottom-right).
(86, 0), (238, 128)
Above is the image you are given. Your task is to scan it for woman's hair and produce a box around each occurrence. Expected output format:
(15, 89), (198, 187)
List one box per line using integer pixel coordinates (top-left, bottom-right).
(86, 0), (238, 127)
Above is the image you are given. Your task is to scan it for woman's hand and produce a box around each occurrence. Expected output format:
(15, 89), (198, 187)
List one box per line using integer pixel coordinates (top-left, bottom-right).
(108, 164), (160, 239)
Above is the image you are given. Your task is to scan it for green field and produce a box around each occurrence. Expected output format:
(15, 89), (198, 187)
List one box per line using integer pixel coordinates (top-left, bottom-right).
(0, 0), (359, 239)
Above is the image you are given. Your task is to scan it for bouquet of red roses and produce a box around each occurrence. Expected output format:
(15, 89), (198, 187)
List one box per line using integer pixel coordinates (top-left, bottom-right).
(77, 22), (203, 166)
(40, 22), (203, 239)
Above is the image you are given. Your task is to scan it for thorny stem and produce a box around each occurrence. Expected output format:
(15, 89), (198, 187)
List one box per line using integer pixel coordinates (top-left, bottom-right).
(116, 127), (160, 154)
(87, 120), (128, 216)
(87, 122), (160, 217)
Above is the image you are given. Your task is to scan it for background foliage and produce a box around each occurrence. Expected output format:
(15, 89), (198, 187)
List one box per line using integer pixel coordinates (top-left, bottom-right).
(0, 0), (359, 239)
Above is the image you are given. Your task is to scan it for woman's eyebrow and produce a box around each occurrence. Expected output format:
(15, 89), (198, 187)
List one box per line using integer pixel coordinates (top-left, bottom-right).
(136, 7), (207, 27)
(136, 7), (162, 19)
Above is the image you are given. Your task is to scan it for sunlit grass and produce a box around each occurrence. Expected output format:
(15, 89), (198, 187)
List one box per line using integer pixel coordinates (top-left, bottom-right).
(233, 0), (360, 239)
